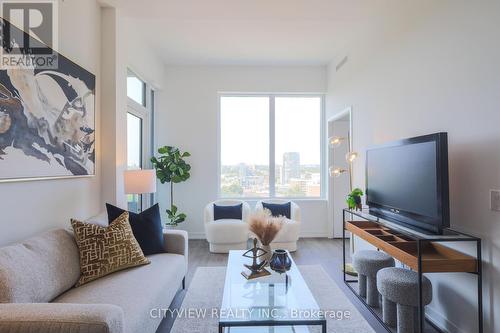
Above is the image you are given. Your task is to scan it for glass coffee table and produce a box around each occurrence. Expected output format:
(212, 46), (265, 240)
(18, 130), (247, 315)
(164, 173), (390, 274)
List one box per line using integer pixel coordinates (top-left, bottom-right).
(219, 250), (326, 333)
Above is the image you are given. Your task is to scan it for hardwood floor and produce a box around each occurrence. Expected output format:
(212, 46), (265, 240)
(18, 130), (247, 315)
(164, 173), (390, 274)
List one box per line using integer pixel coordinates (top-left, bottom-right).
(185, 238), (347, 286)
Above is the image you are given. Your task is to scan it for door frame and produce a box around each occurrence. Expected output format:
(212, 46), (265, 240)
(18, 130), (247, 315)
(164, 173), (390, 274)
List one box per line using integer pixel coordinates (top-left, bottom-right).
(327, 106), (352, 238)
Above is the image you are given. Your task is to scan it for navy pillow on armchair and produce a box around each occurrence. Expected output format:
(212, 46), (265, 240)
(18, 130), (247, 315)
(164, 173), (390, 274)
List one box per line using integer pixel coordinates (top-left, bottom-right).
(213, 203), (243, 220)
(262, 202), (291, 219)
(106, 203), (164, 255)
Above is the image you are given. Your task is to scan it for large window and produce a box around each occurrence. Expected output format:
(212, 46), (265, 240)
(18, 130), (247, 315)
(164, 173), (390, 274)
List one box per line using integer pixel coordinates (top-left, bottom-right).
(127, 70), (154, 212)
(219, 95), (323, 198)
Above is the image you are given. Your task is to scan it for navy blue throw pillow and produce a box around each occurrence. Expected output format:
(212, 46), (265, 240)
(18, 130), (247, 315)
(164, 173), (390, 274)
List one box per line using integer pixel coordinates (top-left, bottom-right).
(262, 202), (291, 219)
(214, 203), (243, 221)
(106, 203), (164, 255)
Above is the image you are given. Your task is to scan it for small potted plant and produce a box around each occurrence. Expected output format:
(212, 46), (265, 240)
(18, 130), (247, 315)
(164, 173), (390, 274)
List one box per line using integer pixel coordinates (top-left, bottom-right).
(347, 188), (363, 211)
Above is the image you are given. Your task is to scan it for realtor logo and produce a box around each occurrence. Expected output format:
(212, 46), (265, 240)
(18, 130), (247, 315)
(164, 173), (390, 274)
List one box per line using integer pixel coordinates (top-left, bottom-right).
(0, 0), (58, 69)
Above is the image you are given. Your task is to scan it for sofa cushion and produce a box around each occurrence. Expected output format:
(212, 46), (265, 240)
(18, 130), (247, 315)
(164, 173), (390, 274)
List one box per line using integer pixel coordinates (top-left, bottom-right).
(0, 303), (124, 333)
(262, 202), (291, 219)
(85, 211), (108, 226)
(213, 203), (243, 221)
(0, 229), (80, 303)
(106, 203), (165, 255)
(54, 253), (186, 333)
(71, 212), (150, 287)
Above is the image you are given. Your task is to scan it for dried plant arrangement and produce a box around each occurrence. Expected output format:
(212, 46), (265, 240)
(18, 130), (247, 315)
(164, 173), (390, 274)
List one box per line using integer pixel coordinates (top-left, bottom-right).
(248, 210), (285, 246)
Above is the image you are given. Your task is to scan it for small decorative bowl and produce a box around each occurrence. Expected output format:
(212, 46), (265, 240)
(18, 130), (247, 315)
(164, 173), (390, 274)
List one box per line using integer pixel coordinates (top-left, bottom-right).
(269, 249), (292, 274)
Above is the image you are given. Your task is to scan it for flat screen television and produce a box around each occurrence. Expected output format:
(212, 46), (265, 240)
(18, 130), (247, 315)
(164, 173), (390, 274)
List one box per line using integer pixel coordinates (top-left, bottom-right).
(366, 133), (449, 234)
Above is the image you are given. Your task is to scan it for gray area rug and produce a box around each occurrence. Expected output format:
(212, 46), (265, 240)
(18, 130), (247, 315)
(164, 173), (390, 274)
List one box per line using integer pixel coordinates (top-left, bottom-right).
(171, 265), (374, 333)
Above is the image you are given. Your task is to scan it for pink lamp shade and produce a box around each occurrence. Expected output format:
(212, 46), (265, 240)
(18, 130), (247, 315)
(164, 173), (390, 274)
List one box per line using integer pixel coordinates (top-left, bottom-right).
(124, 169), (157, 194)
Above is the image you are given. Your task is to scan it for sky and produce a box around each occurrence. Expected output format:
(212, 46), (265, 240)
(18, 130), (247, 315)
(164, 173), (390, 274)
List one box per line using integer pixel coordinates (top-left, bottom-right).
(220, 96), (321, 166)
(127, 74), (145, 169)
(127, 75), (145, 106)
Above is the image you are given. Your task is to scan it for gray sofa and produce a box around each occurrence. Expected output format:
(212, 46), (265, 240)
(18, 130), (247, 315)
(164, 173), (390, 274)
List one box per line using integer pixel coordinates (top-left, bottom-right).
(0, 213), (188, 333)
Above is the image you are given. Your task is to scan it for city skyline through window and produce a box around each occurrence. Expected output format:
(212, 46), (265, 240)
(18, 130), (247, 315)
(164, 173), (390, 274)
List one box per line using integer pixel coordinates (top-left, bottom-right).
(220, 95), (322, 198)
(220, 96), (270, 197)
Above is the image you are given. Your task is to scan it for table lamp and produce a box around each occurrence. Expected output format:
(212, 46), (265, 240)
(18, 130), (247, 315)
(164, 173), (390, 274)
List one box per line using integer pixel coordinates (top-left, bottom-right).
(124, 169), (157, 212)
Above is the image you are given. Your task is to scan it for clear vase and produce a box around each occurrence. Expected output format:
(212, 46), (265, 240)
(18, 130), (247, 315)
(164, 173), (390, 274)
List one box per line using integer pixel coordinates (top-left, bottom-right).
(261, 244), (272, 265)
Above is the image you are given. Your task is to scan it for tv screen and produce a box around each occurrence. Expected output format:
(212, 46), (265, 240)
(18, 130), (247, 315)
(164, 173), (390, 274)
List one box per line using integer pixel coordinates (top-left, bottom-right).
(366, 133), (449, 234)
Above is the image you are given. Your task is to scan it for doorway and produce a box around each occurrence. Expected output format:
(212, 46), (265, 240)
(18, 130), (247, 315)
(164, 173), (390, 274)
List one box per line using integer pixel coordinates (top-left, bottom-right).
(327, 107), (352, 238)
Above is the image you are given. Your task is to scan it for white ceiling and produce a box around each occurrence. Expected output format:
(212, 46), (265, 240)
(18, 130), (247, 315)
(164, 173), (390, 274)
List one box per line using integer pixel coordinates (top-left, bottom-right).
(114, 0), (429, 66)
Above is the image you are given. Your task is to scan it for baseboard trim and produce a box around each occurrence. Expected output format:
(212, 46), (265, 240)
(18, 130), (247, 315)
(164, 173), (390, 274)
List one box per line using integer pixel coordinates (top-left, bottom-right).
(425, 305), (464, 333)
(300, 232), (330, 238)
(187, 232), (206, 240)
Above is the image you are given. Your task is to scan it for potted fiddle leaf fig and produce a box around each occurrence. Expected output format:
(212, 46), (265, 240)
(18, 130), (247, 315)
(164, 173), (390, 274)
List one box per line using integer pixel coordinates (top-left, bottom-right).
(347, 188), (364, 211)
(151, 146), (191, 226)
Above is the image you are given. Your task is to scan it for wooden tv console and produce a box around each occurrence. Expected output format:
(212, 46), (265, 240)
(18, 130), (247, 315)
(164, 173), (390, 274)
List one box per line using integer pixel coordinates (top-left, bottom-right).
(345, 220), (477, 273)
(342, 209), (483, 333)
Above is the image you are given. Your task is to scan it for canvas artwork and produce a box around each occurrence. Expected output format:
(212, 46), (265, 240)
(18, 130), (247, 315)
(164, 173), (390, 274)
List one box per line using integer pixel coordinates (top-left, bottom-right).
(0, 21), (96, 181)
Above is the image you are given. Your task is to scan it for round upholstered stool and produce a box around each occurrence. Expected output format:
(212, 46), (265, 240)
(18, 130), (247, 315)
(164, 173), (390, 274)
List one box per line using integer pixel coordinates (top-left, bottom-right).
(377, 267), (433, 333)
(352, 250), (395, 307)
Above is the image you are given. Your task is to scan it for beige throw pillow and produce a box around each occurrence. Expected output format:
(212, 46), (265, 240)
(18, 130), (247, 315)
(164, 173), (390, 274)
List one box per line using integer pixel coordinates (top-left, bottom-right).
(71, 212), (150, 287)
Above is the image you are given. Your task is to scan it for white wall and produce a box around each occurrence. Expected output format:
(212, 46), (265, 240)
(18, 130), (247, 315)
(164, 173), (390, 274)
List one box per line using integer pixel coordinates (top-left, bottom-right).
(0, 0), (102, 246)
(123, 18), (166, 91)
(156, 65), (328, 238)
(326, 2), (500, 332)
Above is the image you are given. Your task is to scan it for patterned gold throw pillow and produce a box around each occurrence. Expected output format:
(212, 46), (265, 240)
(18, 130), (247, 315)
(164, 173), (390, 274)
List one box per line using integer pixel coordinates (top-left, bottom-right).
(71, 212), (150, 287)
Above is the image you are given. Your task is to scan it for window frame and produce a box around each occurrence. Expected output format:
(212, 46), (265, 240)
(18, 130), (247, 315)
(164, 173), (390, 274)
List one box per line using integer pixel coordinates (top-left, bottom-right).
(217, 93), (326, 200)
(126, 69), (156, 211)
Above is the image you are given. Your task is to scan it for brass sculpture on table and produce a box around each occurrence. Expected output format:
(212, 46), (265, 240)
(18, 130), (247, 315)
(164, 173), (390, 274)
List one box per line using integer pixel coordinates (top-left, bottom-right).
(241, 238), (271, 280)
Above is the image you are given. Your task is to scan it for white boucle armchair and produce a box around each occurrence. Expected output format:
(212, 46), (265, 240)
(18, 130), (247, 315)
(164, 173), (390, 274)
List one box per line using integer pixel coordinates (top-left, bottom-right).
(255, 199), (301, 252)
(204, 200), (251, 253)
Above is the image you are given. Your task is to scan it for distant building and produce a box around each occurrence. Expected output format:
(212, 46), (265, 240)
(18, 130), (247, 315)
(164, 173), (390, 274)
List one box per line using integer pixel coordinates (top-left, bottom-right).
(290, 178), (307, 192)
(306, 184), (321, 197)
(238, 163), (250, 185)
(310, 173), (321, 183)
(282, 152), (300, 184)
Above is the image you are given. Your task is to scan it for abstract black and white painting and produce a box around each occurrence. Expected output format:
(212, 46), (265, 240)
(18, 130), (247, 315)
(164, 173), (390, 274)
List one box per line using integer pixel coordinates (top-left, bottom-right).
(0, 20), (95, 181)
